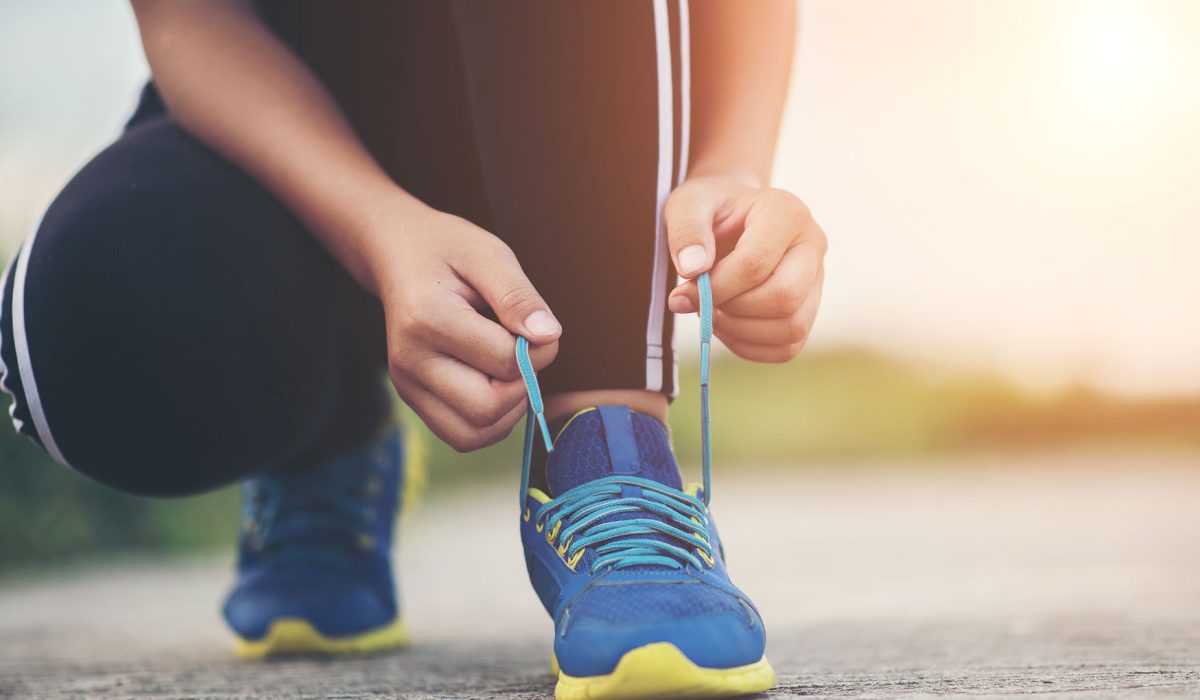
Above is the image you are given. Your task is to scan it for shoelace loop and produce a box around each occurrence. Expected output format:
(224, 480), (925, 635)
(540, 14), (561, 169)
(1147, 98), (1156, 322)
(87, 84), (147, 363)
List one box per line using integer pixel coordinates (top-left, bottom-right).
(515, 272), (716, 571)
(537, 476), (713, 572)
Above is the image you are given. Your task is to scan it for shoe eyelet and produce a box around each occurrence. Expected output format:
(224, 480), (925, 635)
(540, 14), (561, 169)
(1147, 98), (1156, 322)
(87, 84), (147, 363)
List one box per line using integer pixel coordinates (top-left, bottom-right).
(363, 476), (383, 498)
(357, 534), (376, 550)
(523, 508), (531, 522)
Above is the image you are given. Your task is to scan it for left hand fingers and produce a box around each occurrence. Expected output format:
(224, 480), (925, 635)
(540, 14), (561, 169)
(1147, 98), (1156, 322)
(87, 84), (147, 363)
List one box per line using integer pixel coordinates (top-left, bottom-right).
(670, 189), (822, 311)
(715, 269), (823, 347)
(719, 246), (823, 318)
(713, 329), (802, 363)
(714, 310), (807, 346)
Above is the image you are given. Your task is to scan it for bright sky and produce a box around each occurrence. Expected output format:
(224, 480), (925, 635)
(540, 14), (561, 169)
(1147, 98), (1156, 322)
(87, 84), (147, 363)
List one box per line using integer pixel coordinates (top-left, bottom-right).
(1, 0), (1197, 396)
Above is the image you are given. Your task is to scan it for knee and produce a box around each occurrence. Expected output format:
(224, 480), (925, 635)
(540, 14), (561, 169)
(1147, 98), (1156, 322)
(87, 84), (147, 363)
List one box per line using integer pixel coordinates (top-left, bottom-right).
(1, 130), (329, 497)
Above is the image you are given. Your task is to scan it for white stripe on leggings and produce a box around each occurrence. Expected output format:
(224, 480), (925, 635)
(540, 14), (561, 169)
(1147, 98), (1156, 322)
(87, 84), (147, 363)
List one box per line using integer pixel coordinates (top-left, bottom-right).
(10, 214), (69, 465)
(673, 0), (690, 399)
(677, 0), (691, 189)
(645, 0), (691, 394)
(645, 0), (674, 392)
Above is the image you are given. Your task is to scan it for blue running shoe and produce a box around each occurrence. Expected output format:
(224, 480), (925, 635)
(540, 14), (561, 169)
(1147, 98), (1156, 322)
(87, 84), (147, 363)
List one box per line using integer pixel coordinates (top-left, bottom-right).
(514, 273), (776, 699)
(223, 426), (408, 658)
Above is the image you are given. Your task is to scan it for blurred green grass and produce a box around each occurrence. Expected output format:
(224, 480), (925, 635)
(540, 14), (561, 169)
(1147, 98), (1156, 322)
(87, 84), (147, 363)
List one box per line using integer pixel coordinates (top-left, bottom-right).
(3, 348), (1198, 573)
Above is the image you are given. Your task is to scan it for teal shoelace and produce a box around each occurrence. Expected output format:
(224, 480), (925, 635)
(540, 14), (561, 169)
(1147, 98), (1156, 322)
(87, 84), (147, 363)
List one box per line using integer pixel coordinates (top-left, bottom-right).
(515, 273), (715, 572)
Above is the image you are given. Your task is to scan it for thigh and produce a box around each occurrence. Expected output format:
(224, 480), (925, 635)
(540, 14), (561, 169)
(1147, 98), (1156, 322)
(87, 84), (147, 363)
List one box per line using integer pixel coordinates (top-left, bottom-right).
(451, 0), (685, 396)
(0, 117), (385, 496)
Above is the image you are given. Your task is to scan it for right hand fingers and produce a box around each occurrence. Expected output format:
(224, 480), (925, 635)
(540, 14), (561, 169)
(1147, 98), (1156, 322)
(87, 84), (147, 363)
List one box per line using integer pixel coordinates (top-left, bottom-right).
(421, 300), (558, 381)
(451, 238), (562, 345)
(392, 372), (527, 452)
(389, 341), (528, 428)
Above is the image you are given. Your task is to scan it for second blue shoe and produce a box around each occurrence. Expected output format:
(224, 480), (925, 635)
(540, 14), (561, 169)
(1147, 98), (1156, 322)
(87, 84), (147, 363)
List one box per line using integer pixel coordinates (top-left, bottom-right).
(222, 426), (408, 657)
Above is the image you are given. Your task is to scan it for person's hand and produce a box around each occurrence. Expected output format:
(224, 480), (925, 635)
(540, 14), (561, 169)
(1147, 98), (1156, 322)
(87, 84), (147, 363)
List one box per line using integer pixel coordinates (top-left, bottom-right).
(363, 202), (560, 451)
(665, 175), (826, 362)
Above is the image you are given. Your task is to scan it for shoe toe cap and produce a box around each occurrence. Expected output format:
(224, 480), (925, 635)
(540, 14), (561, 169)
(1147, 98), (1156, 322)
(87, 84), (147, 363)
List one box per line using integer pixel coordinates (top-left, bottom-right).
(554, 581), (765, 677)
(223, 570), (395, 640)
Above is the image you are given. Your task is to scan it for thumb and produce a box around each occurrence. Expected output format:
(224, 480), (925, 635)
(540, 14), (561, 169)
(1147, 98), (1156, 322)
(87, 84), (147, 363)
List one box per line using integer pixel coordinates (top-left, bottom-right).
(664, 184), (719, 279)
(456, 242), (562, 344)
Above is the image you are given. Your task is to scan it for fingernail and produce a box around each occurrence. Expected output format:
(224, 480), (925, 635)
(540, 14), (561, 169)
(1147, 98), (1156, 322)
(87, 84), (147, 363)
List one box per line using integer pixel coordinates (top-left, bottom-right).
(524, 309), (561, 337)
(669, 295), (695, 314)
(676, 245), (707, 275)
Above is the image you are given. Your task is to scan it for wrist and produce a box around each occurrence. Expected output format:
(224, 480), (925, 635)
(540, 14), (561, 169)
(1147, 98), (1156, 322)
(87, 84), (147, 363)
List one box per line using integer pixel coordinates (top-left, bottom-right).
(333, 182), (435, 296)
(683, 158), (767, 189)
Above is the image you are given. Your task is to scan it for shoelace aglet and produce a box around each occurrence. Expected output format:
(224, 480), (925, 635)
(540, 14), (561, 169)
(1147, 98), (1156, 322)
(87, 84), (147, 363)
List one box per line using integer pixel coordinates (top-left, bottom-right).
(536, 411), (554, 453)
(516, 336), (554, 454)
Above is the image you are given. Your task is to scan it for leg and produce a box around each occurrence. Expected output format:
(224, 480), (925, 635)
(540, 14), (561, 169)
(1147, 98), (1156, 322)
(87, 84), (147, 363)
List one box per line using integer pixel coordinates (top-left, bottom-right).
(450, 0), (683, 414)
(451, 5), (775, 697)
(0, 110), (388, 497)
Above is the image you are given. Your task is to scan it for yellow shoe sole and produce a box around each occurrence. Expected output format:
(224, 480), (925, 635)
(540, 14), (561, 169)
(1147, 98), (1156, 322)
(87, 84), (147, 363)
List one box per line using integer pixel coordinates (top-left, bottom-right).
(233, 617), (408, 659)
(552, 642), (776, 699)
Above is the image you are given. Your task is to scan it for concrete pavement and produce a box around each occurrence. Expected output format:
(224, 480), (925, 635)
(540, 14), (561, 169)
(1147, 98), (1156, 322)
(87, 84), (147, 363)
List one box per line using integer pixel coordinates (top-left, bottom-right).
(2, 453), (1198, 698)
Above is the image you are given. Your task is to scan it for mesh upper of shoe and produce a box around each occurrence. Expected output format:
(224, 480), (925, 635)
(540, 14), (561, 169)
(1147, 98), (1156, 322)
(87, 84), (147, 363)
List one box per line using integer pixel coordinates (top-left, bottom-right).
(542, 415), (745, 628)
(568, 581), (745, 625)
(224, 428), (402, 639)
(545, 410), (682, 496)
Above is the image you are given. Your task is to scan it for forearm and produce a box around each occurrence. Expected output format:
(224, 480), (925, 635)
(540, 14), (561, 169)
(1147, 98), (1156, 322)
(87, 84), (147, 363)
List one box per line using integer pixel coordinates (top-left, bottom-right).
(687, 0), (797, 186)
(130, 0), (422, 292)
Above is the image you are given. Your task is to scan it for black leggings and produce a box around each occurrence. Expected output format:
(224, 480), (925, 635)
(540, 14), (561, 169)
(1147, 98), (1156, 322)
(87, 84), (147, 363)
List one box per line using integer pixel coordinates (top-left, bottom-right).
(0, 1), (690, 497)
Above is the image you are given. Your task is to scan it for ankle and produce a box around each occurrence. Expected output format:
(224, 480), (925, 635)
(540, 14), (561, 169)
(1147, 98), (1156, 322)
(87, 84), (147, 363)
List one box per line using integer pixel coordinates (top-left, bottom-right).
(544, 389), (668, 423)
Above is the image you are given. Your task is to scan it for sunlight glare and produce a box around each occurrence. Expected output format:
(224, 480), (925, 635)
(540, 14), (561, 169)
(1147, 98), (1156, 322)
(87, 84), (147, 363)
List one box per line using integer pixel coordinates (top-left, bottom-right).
(1068, 7), (1160, 96)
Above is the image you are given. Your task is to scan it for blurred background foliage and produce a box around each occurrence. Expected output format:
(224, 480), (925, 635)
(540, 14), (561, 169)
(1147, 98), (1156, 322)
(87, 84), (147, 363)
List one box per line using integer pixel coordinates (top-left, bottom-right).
(6, 0), (1200, 579)
(4, 348), (1197, 574)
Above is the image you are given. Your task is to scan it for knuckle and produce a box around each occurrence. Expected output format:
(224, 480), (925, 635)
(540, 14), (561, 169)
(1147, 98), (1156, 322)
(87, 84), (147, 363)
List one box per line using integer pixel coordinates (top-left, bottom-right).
(530, 341), (560, 369)
(445, 429), (483, 453)
(786, 316), (809, 344)
(765, 347), (795, 363)
(481, 235), (516, 260)
(669, 216), (709, 245)
(496, 283), (542, 319)
(468, 394), (508, 427)
(495, 353), (522, 382)
(406, 311), (435, 337)
(769, 188), (809, 217)
(812, 225), (829, 255)
(387, 346), (413, 379)
(393, 309), (418, 334)
(461, 402), (492, 427)
(388, 365), (405, 389)
(737, 251), (772, 285)
(770, 282), (804, 312)
(395, 305), (439, 339)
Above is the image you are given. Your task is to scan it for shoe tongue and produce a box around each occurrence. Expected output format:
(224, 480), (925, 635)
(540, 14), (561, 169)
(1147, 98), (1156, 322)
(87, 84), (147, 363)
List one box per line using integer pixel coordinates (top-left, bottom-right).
(546, 406), (682, 497)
